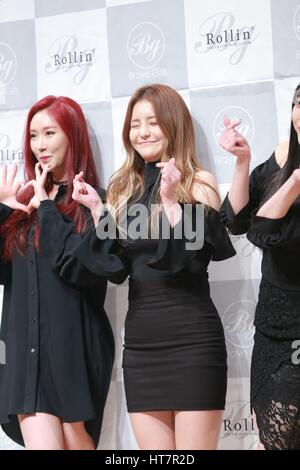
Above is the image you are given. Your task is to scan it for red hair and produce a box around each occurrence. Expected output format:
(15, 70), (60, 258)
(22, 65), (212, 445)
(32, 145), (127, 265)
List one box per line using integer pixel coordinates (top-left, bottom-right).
(1, 95), (99, 260)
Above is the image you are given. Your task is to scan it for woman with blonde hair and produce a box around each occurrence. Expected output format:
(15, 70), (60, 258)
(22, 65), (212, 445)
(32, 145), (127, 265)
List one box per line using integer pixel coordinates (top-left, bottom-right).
(31, 84), (236, 449)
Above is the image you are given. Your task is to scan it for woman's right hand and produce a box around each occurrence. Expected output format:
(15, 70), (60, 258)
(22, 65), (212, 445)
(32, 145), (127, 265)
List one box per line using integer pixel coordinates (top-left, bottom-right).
(0, 164), (29, 212)
(72, 172), (104, 226)
(219, 115), (251, 161)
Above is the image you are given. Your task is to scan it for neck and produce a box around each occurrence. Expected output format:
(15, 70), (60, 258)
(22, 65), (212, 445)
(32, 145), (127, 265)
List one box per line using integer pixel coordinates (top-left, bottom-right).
(51, 168), (67, 184)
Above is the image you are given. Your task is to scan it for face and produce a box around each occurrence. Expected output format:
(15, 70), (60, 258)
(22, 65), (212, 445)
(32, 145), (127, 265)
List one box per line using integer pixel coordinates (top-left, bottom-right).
(30, 109), (69, 179)
(129, 99), (168, 163)
(292, 93), (300, 143)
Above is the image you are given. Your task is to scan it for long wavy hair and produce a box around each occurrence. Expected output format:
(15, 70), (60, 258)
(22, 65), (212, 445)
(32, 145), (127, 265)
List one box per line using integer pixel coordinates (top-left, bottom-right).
(1, 95), (99, 260)
(261, 83), (300, 205)
(107, 84), (218, 229)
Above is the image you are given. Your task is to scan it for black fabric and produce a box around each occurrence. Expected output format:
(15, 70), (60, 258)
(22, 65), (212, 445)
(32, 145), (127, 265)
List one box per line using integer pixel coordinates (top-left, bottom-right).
(220, 152), (300, 291)
(124, 275), (228, 411)
(70, 161), (235, 411)
(0, 186), (114, 448)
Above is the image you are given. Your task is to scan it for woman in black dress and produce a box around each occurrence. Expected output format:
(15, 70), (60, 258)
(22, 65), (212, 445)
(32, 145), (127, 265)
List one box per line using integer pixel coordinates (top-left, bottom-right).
(0, 96), (114, 449)
(219, 83), (300, 450)
(46, 84), (236, 449)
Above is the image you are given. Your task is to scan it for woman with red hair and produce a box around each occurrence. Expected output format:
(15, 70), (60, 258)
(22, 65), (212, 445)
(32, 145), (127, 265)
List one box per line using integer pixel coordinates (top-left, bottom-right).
(0, 96), (114, 449)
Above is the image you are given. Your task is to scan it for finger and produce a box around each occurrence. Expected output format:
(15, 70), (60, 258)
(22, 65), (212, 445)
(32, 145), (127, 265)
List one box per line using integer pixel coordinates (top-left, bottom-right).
(156, 162), (167, 168)
(40, 164), (50, 186)
(169, 157), (176, 166)
(7, 163), (18, 186)
(14, 202), (30, 213)
(223, 115), (231, 127)
(74, 171), (84, 182)
(227, 119), (241, 131)
(35, 162), (42, 180)
(23, 180), (36, 190)
(0, 164), (7, 186)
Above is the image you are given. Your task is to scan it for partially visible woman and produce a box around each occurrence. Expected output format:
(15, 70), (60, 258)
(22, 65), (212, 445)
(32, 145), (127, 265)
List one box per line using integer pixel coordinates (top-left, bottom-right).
(219, 83), (300, 450)
(0, 96), (114, 450)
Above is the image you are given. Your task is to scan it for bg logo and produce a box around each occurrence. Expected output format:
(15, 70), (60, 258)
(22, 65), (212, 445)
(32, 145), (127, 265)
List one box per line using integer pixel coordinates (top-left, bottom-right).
(214, 105), (255, 147)
(127, 22), (165, 69)
(0, 42), (17, 87)
(223, 300), (255, 349)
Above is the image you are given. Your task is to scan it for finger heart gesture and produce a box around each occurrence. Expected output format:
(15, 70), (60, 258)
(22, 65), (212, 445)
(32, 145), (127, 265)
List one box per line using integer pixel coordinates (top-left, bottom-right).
(156, 157), (181, 205)
(219, 115), (250, 161)
(25, 162), (50, 213)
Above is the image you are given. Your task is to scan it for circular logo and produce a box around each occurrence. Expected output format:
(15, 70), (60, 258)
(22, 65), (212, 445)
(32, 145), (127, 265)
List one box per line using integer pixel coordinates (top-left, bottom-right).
(0, 42), (17, 87)
(214, 105), (255, 147)
(127, 22), (165, 69)
(223, 300), (255, 348)
(294, 5), (300, 41)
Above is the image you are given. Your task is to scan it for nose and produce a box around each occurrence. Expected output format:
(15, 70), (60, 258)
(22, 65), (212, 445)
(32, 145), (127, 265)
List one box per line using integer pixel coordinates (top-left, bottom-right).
(139, 123), (151, 139)
(37, 136), (47, 152)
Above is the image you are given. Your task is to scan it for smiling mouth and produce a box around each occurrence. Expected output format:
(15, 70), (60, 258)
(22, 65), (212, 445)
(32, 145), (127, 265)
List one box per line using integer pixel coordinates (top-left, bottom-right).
(139, 141), (157, 145)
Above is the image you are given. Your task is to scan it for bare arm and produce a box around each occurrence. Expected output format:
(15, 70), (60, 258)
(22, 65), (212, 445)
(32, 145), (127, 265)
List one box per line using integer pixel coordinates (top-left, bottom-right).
(256, 169), (300, 219)
(219, 116), (251, 214)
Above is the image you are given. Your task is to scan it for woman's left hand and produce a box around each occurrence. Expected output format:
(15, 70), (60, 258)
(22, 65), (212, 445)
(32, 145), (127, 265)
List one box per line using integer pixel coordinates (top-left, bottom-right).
(26, 163), (50, 212)
(156, 158), (181, 205)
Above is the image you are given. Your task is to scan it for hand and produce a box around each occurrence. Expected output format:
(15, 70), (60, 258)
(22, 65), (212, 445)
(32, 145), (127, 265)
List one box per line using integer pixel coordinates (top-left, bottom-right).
(0, 164), (29, 212)
(25, 162), (50, 213)
(219, 115), (250, 161)
(156, 158), (181, 205)
(72, 172), (104, 225)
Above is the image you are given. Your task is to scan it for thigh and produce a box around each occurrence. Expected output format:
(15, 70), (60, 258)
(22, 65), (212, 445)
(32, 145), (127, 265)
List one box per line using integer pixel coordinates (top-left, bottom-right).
(62, 421), (95, 450)
(175, 410), (223, 450)
(129, 411), (175, 450)
(18, 412), (64, 450)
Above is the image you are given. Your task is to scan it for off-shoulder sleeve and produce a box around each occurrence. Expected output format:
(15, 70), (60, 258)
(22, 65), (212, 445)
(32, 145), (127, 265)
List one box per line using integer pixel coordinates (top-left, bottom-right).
(247, 206), (300, 249)
(38, 200), (128, 286)
(147, 204), (236, 274)
(220, 156), (275, 235)
(0, 203), (13, 285)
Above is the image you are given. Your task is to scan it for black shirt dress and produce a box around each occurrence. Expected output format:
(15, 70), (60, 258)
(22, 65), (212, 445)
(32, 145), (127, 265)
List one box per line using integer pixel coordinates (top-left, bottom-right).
(0, 184), (114, 447)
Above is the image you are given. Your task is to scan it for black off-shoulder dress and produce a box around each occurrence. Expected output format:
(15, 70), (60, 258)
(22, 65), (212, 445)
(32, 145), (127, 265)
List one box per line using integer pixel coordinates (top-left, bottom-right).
(220, 152), (300, 450)
(0, 185), (114, 448)
(59, 162), (236, 412)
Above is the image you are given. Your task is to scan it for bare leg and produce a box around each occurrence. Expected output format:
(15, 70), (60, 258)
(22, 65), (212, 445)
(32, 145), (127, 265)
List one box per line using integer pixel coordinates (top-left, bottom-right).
(62, 421), (95, 450)
(129, 411), (175, 450)
(175, 410), (223, 450)
(18, 413), (64, 450)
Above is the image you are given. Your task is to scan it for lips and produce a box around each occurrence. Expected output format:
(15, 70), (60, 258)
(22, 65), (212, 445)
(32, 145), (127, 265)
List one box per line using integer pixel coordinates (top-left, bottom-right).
(39, 156), (51, 162)
(138, 141), (157, 145)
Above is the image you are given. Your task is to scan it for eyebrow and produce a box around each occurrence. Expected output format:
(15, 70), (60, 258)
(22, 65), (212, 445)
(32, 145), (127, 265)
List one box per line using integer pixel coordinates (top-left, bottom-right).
(131, 115), (157, 122)
(30, 126), (58, 132)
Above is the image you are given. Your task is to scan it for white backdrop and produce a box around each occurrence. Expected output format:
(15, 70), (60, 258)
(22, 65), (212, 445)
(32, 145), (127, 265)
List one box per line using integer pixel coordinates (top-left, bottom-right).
(0, 0), (299, 450)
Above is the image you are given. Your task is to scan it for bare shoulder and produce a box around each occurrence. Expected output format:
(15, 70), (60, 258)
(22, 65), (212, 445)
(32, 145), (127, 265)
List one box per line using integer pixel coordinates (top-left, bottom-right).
(192, 170), (220, 211)
(275, 141), (289, 168)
